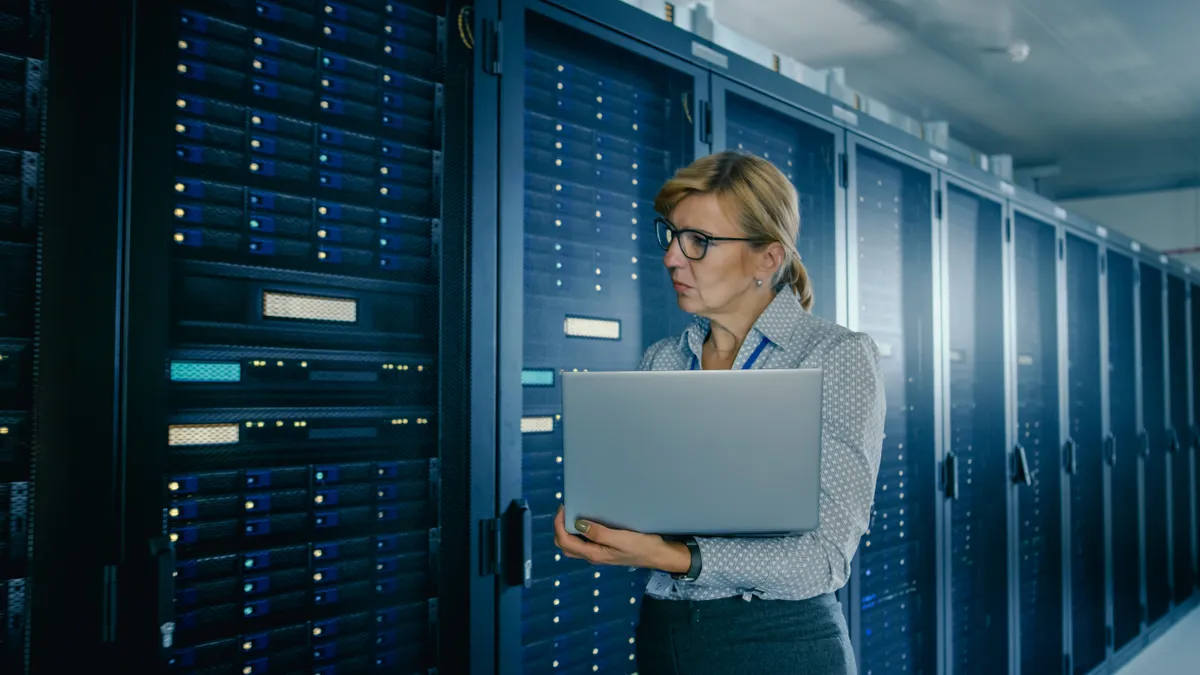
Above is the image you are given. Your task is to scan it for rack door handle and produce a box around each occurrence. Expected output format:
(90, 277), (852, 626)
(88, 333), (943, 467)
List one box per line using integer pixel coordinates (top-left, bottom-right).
(1105, 434), (1117, 467)
(1064, 438), (1078, 475)
(1013, 444), (1033, 486)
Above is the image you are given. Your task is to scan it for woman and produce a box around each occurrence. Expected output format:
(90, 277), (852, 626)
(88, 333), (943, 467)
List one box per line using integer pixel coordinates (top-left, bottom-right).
(553, 150), (886, 674)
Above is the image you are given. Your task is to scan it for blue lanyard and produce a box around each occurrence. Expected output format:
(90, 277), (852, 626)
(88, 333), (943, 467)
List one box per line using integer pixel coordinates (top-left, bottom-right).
(690, 335), (770, 371)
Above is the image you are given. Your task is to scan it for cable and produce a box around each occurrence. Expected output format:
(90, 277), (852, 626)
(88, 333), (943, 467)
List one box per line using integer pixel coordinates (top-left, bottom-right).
(457, 6), (475, 50)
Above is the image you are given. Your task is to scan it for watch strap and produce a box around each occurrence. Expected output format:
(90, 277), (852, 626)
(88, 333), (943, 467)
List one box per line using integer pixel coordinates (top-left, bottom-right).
(672, 537), (702, 581)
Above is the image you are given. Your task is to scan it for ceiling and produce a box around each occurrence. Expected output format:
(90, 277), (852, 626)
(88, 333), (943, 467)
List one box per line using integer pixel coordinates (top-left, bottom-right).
(712, 0), (1200, 200)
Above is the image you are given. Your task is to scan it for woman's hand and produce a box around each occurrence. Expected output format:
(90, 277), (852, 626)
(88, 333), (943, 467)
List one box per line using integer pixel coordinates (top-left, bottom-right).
(554, 506), (691, 574)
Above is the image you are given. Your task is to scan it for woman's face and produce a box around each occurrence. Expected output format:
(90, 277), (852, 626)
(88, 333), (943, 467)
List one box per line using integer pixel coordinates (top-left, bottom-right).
(663, 193), (777, 317)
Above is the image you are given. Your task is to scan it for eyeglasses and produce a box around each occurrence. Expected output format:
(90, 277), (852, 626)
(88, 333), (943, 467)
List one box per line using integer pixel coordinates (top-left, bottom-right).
(654, 216), (762, 261)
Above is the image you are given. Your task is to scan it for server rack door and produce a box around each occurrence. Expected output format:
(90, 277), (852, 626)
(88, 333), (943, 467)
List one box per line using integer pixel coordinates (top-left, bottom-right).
(1167, 275), (1195, 602)
(1193, 282), (1200, 564)
(503, 6), (705, 674)
(1105, 251), (1141, 652)
(847, 138), (937, 675)
(1010, 212), (1064, 674)
(1064, 233), (1105, 674)
(0, 1), (44, 671)
(1139, 263), (1171, 623)
(119, 1), (460, 672)
(940, 181), (1008, 675)
(711, 79), (844, 326)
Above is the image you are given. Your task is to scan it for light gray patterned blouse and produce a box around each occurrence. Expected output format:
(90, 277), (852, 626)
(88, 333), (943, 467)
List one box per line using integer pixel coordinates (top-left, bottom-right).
(639, 291), (886, 602)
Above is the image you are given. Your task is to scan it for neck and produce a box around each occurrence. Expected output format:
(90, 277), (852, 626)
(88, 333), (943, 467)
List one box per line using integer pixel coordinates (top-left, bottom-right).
(707, 289), (776, 355)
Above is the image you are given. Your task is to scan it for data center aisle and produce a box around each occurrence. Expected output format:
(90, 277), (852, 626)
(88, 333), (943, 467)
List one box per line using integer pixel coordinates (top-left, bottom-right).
(1114, 606), (1200, 675)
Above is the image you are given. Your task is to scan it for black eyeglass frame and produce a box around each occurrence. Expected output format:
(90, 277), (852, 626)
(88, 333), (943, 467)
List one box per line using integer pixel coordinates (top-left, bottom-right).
(654, 216), (765, 261)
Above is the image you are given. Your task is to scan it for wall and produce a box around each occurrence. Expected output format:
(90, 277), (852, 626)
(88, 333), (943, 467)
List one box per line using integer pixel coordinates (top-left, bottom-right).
(1064, 188), (1200, 268)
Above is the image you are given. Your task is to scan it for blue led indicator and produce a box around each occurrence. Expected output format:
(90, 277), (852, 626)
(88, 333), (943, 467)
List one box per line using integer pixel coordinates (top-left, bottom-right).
(170, 361), (242, 382)
(521, 369), (555, 387)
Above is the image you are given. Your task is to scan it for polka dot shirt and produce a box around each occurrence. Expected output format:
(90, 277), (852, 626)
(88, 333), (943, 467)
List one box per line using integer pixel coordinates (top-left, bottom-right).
(639, 291), (886, 601)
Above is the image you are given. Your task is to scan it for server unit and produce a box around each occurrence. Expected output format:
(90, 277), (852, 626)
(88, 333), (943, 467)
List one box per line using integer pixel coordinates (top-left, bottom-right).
(1105, 250), (1142, 655)
(0, 1), (44, 672)
(1193, 282), (1200, 561)
(1166, 274), (1195, 605)
(847, 138), (937, 675)
(1140, 262), (1172, 625)
(1010, 210), (1064, 675)
(939, 180), (1009, 675)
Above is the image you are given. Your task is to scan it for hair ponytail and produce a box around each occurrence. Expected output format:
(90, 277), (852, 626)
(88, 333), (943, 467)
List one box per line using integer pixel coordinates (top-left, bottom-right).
(773, 245), (812, 312)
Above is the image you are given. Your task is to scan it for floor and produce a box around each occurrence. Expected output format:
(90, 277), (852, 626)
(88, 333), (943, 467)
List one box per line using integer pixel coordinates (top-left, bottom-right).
(1116, 606), (1200, 674)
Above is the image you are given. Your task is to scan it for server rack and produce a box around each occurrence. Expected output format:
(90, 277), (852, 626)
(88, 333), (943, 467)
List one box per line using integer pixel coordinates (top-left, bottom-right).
(495, 2), (707, 672)
(1166, 275), (1196, 604)
(31, 0), (489, 672)
(1010, 209), (1065, 675)
(846, 136), (939, 675)
(1062, 232), (1106, 675)
(0, 1), (45, 672)
(710, 77), (845, 326)
(1193, 282), (1200, 565)
(938, 178), (1009, 675)
(1105, 250), (1142, 655)
(1139, 262), (1172, 625)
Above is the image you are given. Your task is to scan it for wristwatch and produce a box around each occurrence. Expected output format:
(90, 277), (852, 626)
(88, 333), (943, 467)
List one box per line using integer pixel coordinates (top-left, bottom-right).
(671, 537), (703, 582)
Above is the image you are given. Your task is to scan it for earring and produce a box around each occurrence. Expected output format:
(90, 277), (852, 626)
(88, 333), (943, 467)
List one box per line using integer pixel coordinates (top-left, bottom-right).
(756, 278), (763, 287)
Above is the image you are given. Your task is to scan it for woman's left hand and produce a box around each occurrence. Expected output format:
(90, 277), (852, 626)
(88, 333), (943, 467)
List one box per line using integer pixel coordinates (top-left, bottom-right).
(553, 506), (691, 574)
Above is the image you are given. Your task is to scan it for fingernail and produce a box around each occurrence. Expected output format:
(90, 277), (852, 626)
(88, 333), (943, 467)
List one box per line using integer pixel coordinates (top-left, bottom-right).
(575, 520), (590, 533)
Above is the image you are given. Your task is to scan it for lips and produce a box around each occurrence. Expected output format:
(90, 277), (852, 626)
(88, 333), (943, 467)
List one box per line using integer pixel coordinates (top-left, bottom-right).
(672, 281), (691, 292)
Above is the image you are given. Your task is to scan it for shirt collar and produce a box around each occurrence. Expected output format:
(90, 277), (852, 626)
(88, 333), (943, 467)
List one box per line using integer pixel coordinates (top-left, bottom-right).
(680, 291), (807, 364)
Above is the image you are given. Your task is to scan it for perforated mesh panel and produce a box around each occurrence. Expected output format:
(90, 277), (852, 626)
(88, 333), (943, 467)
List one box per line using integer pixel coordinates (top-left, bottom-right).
(1107, 251), (1141, 651)
(0, 1), (43, 671)
(1166, 275), (1194, 604)
(518, 12), (694, 673)
(853, 146), (936, 675)
(944, 185), (1008, 675)
(164, 1), (446, 672)
(1065, 234), (1105, 675)
(1012, 213), (1063, 675)
(1140, 264), (1170, 623)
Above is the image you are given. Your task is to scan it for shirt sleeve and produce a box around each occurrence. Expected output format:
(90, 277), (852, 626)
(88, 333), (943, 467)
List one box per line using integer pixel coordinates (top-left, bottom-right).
(685, 331), (886, 597)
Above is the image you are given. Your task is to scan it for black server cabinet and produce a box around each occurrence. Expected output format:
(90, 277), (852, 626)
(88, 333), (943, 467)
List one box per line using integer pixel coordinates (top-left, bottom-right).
(1167, 275), (1195, 603)
(496, 4), (705, 673)
(1063, 233), (1105, 675)
(32, 0), (484, 671)
(0, 1), (45, 671)
(940, 181), (1008, 675)
(711, 79), (843, 325)
(847, 139), (937, 675)
(1140, 263), (1171, 623)
(154, 2), (453, 671)
(1193, 282), (1200, 559)
(1011, 212), (1064, 675)
(1105, 250), (1141, 653)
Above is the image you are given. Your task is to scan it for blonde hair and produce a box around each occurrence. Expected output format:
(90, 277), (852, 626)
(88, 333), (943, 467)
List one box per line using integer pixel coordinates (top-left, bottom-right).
(654, 150), (813, 311)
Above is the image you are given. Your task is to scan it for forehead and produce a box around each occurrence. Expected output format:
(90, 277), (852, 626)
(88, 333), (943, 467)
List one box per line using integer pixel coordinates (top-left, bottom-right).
(671, 193), (741, 236)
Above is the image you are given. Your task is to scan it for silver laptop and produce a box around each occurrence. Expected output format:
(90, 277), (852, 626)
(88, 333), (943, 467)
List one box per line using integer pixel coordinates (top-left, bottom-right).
(561, 368), (824, 537)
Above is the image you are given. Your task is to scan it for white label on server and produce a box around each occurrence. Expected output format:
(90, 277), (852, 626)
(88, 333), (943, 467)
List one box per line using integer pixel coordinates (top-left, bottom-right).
(564, 316), (621, 340)
(929, 149), (949, 165)
(1095, 226), (1108, 238)
(521, 416), (555, 434)
(169, 423), (240, 446)
(1131, 241), (1141, 252)
(1054, 207), (1068, 221)
(262, 291), (357, 323)
(1000, 182), (1016, 196)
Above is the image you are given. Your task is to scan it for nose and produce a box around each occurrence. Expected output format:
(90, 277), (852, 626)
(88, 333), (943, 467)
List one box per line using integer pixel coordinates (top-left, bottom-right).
(663, 236), (688, 269)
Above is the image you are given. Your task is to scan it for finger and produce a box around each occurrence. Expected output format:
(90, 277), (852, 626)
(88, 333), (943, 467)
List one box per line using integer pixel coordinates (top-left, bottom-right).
(573, 518), (614, 546)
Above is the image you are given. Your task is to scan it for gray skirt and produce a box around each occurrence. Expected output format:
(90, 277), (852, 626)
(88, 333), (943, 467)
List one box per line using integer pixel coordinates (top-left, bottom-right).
(635, 593), (856, 675)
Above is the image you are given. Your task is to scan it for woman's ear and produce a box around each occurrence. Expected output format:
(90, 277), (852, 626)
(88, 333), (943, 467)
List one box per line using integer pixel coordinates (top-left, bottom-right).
(758, 241), (785, 279)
